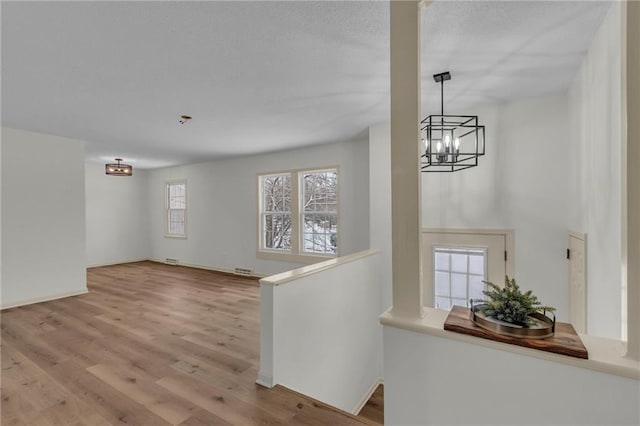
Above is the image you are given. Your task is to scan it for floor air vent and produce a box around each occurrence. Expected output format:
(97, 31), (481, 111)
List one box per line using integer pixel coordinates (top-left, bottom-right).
(234, 267), (252, 277)
(165, 258), (179, 265)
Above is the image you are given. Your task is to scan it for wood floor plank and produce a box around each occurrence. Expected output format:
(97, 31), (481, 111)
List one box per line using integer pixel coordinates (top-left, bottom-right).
(1, 261), (381, 425)
(180, 331), (259, 362)
(86, 363), (197, 425)
(177, 408), (233, 425)
(150, 335), (253, 375)
(1, 344), (66, 411)
(168, 357), (313, 422)
(1, 343), (112, 426)
(48, 358), (172, 426)
(156, 372), (286, 425)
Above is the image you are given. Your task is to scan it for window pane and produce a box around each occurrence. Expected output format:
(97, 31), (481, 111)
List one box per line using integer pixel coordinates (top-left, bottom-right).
(284, 183), (292, 211)
(263, 174), (291, 213)
(469, 254), (484, 275)
(264, 231), (273, 249)
(303, 213), (315, 232)
(432, 247), (487, 310)
(303, 174), (316, 211)
(301, 170), (337, 255)
(450, 273), (467, 299)
(469, 275), (486, 300)
(303, 170), (337, 214)
(451, 253), (467, 273)
(168, 183), (186, 209)
(168, 209), (185, 235)
(263, 213), (292, 250)
(435, 252), (449, 271)
(263, 177), (274, 210)
(263, 213), (273, 234)
(436, 297), (452, 310)
(435, 272), (450, 296)
(302, 213), (337, 254)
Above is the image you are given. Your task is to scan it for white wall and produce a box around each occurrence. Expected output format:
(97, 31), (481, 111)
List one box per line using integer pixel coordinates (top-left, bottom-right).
(85, 163), (150, 267)
(0, 127), (2, 293)
(568, 2), (622, 339)
(421, 94), (571, 322)
(500, 95), (570, 318)
(1, 128), (87, 308)
(259, 250), (382, 415)
(422, 102), (506, 229)
(418, 3), (624, 339)
(383, 325), (639, 426)
(146, 139), (370, 276)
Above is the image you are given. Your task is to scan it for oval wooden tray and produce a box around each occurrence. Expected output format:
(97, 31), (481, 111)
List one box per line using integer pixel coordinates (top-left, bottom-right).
(470, 301), (555, 339)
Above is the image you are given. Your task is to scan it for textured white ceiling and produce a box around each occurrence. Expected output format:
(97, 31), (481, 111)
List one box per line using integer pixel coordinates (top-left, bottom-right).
(1, 1), (610, 169)
(421, 1), (611, 114)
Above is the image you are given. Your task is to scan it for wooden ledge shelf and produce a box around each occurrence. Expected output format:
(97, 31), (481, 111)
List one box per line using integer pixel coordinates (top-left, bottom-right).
(443, 306), (588, 359)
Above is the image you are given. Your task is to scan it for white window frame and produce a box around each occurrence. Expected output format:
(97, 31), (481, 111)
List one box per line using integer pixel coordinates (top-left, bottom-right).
(164, 179), (187, 239)
(300, 169), (339, 256)
(257, 167), (340, 263)
(259, 172), (293, 253)
(422, 228), (515, 309)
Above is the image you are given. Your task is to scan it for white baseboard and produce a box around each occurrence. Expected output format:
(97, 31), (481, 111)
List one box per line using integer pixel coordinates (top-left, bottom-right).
(1, 288), (88, 310)
(148, 258), (267, 278)
(89, 257), (268, 279)
(256, 371), (274, 388)
(86, 258), (148, 268)
(352, 377), (383, 416)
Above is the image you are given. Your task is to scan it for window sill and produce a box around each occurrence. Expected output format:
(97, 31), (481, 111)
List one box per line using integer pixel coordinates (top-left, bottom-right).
(380, 307), (640, 381)
(256, 250), (336, 264)
(164, 234), (188, 239)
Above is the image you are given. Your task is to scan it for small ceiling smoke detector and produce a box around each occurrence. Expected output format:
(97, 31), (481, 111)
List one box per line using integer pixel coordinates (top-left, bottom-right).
(179, 115), (192, 124)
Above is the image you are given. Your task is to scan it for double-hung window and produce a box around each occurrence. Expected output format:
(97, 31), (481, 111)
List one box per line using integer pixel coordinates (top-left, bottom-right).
(165, 180), (187, 238)
(261, 174), (292, 251)
(301, 170), (338, 255)
(258, 168), (338, 261)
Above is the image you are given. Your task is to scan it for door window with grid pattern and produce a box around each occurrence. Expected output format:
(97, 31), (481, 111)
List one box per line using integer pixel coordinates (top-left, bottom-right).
(434, 247), (486, 310)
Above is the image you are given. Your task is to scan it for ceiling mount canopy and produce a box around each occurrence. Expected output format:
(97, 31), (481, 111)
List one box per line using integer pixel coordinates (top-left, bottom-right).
(421, 71), (485, 172)
(105, 158), (133, 176)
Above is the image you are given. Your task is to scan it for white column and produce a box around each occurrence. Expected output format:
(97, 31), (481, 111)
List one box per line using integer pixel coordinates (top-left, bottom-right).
(623, 0), (639, 360)
(389, 0), (425, 318)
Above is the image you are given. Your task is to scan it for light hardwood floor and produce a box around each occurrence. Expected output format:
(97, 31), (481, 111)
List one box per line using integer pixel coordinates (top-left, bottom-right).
(1, 261), (383, 425)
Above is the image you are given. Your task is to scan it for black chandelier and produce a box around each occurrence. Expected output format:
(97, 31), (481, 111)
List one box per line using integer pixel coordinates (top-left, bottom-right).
(105, 158), (133, 176)
(421, 71), (485, 172)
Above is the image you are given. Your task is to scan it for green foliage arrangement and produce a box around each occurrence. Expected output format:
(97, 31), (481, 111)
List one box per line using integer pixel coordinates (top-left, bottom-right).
(480, 276), (555, 327)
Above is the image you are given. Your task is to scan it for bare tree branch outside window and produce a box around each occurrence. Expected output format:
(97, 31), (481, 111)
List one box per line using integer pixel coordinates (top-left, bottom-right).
(302, 171), (337, 254)
(262, 174), (292, 250)
(260, 169), (338, 256)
